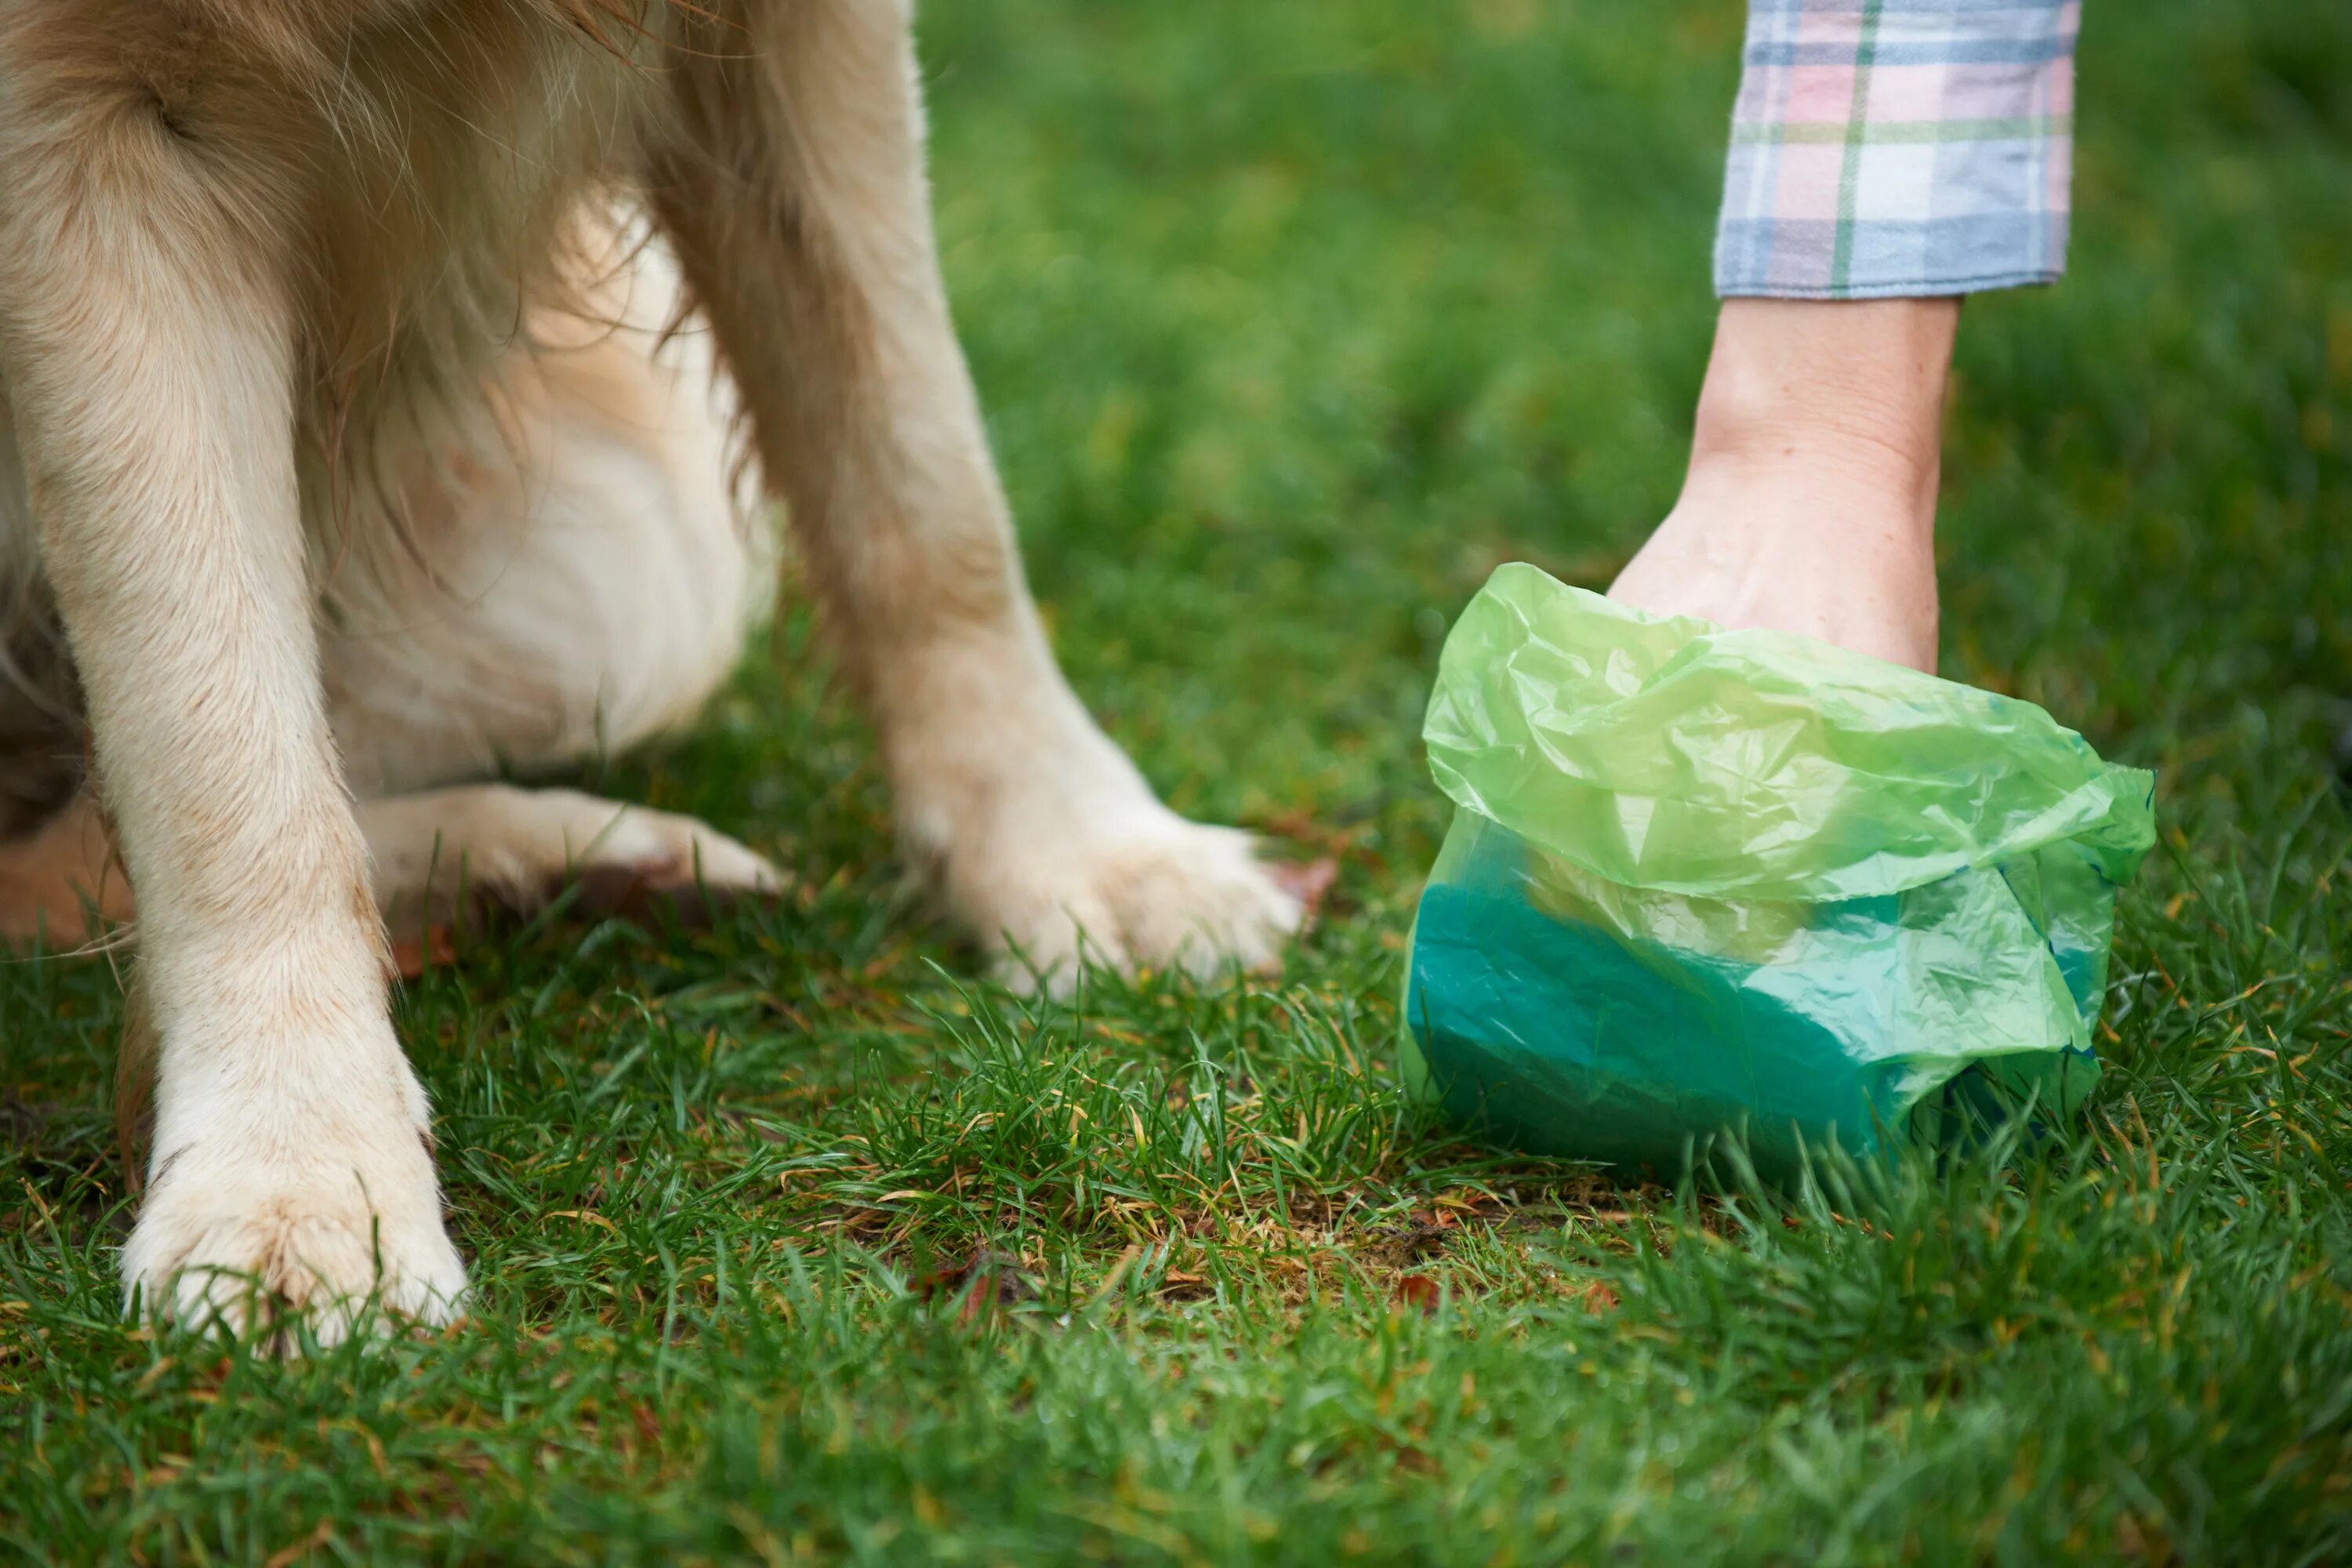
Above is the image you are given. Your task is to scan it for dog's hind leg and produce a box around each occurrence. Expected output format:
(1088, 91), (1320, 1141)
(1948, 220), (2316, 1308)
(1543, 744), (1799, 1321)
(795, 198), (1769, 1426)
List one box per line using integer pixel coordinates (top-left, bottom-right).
(0, 20), (463, 1343)
(4, 269), (786, 962)
(313, 231), (783, 947)
(648, 0), (1304, 989)
(359, 785), (782, 953)
(0, 782), (783, 959)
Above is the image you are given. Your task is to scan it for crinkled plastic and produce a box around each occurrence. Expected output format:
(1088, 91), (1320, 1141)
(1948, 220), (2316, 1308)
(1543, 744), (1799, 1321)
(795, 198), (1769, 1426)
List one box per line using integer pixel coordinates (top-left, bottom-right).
(1402, 564), (2156, 1174)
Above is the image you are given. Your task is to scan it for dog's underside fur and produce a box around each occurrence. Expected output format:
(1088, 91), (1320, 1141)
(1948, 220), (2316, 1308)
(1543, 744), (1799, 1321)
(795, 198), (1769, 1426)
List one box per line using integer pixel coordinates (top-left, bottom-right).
(0, 0), (1301, 1347)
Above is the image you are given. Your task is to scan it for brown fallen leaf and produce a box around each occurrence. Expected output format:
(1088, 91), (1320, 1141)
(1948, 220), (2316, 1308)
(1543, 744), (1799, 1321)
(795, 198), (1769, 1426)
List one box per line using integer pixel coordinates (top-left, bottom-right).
(1157, 1266), (1217, 1302)
(912, 1253), (978, 1299)
(1393, 1273), (1441, 1315)
(262, 1520), (335, 1568)
(913, 1247), (1030, 1327)
(1393, 1443), (1442, 1476)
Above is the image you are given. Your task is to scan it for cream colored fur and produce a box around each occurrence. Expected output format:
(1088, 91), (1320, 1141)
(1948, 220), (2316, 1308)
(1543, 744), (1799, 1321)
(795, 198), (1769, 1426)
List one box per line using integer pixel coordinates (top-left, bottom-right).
(0, 0), (1299, 1348)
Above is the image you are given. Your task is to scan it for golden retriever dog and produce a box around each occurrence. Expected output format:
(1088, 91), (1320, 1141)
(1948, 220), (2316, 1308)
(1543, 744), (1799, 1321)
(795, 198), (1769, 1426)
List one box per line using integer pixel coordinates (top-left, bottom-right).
(0, 0), (1301, 1345)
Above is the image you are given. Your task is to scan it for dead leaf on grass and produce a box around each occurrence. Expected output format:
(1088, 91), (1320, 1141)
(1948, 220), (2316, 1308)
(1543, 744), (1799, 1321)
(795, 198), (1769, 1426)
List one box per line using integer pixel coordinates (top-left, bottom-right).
(262, 1520), (335, 1568)
(1393, 1444), (1442, 1476)
(913, 1247), (1030, 1326)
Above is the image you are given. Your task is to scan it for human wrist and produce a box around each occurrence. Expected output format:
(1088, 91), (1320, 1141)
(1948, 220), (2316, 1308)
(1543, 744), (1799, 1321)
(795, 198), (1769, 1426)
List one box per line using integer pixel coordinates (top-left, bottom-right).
(1686, 298), (1957, 505)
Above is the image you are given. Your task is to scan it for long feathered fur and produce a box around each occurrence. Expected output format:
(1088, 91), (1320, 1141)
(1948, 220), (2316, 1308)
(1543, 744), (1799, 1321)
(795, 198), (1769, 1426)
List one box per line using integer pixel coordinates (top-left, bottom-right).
(0, 0), (689, 795)
(0, 0), (1300, 1344)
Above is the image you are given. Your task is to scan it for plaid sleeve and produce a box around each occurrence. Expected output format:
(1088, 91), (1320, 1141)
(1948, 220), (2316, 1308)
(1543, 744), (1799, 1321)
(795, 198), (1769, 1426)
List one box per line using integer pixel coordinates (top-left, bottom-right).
(1714, 0), (2078, 299)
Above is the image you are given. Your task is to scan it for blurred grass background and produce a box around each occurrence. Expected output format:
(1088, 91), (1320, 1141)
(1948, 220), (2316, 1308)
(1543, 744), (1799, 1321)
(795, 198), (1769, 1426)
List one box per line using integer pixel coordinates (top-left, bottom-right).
(3, 0), (2348, 1561)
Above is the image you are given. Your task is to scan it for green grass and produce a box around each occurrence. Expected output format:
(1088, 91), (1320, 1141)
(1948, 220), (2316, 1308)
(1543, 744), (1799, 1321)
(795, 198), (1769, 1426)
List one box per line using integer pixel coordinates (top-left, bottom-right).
(5, 0), (2350, 1561)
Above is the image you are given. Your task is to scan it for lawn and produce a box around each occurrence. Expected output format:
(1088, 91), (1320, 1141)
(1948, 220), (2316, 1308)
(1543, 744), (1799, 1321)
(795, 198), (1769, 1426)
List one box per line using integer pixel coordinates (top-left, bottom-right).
(5, 0), (2350, 1562)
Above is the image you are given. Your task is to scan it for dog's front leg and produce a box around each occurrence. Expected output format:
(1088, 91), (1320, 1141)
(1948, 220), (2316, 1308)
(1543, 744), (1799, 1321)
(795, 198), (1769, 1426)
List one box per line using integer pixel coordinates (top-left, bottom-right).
(651, 1), (1302, 987)
(0, 38), (463, 1342)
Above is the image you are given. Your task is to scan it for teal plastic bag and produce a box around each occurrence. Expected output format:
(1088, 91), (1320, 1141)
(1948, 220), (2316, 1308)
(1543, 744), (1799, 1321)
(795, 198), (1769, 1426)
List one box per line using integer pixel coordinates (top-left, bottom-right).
(1402, 564), (2157, 1174)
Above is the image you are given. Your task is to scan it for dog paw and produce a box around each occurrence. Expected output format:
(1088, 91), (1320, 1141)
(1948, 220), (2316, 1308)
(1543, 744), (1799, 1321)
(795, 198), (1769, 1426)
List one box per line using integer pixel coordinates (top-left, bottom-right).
(556, 801), (786, 926)
(954, 809), (1307, 994)
(122, 1122), (466, 1352)
(366, 786), (784, 953)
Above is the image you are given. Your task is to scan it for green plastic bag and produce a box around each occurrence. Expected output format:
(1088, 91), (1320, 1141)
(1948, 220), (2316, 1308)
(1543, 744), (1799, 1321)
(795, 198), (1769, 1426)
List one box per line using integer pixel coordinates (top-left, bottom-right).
(1401, 564), (2156, 1175)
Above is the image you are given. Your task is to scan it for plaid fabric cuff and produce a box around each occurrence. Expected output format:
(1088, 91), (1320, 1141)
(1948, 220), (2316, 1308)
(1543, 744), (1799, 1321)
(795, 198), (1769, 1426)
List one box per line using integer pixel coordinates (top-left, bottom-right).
(1715, 0), (2078, 299)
